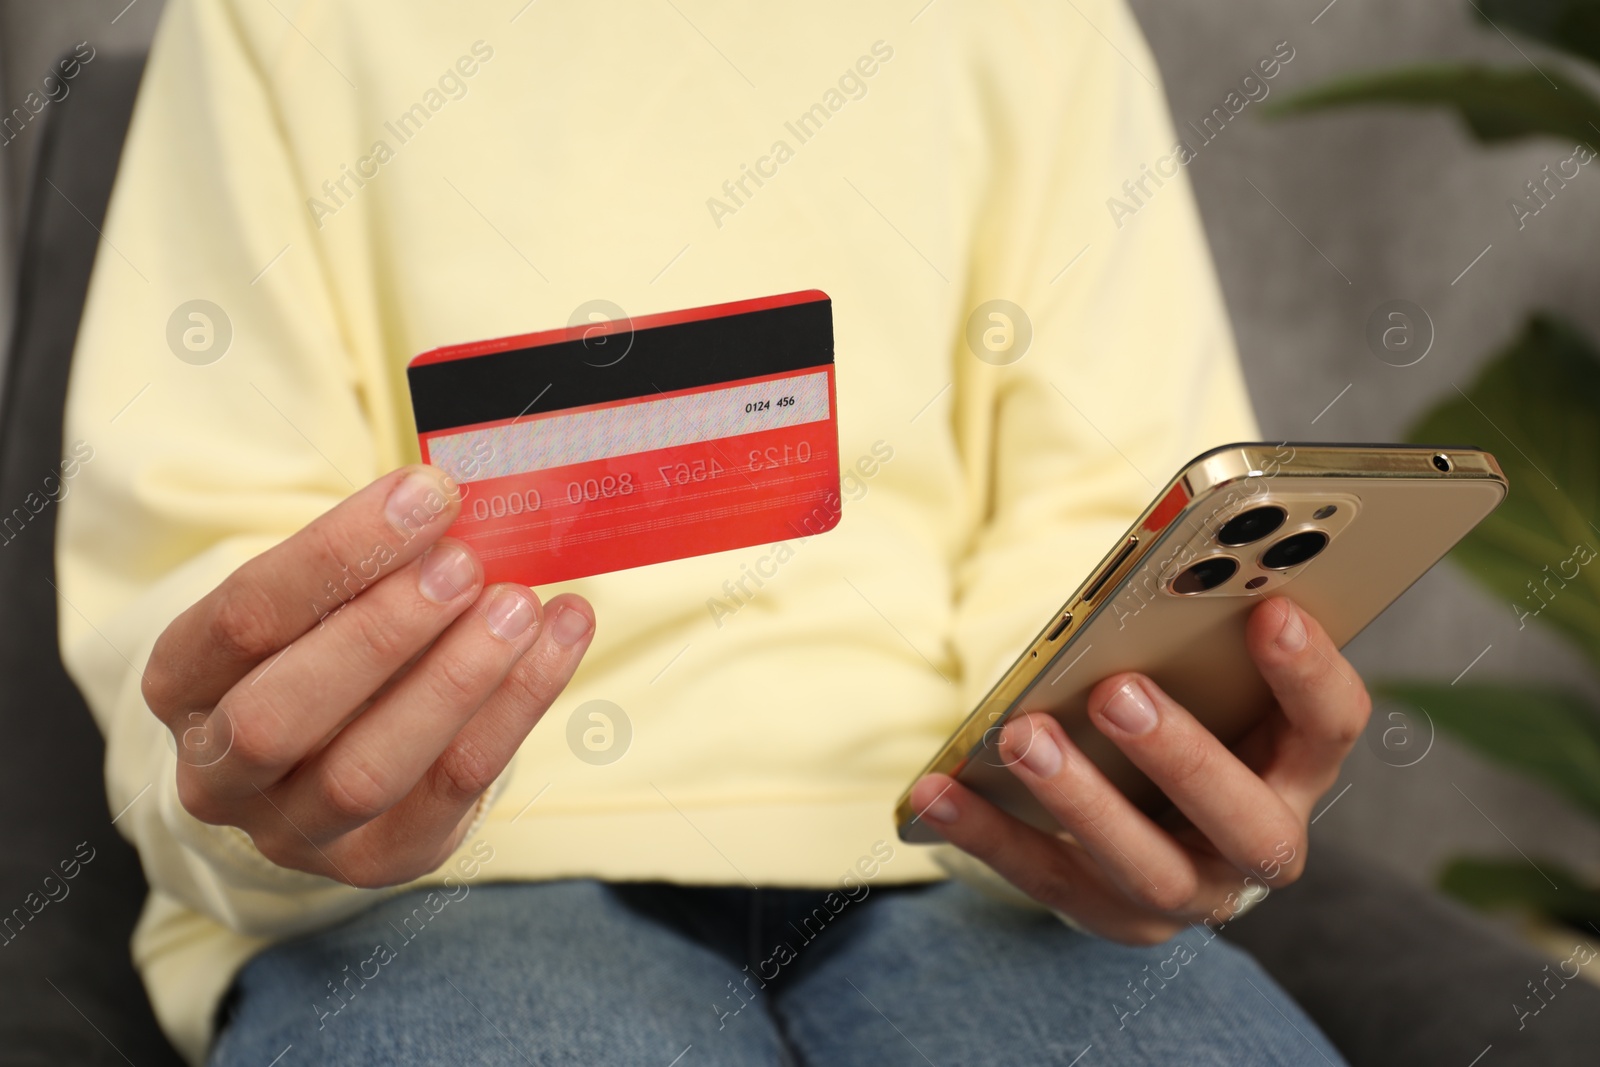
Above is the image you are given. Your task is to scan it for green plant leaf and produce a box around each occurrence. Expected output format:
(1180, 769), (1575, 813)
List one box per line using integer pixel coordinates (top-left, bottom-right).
(1376, 681), (1600, 819)
(1476, 0), (1600, 70)
(1408, 314), (1600, 665)
(1440, 855), (1600, 927)
(1266, 64), (1600, 146)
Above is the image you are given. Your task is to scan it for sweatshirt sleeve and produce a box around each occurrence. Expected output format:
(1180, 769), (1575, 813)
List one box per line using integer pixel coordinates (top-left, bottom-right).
(56, 0), (409, 938)
(947, 0), (1261, 704)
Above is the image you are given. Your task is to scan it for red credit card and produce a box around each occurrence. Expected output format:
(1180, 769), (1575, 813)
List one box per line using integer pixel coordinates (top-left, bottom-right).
(407, 290), (841, 587)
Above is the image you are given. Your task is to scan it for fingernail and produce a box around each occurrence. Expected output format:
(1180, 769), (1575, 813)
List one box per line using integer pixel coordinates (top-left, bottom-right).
(419, 543), (476, 604)
(1276, 603), (1307, 653)
(1004, 717), (1062, 778)
(1102, 680), (1158, 736)
(385, 470), (452, 537)
(485, 588), (536, 641)
(922, 793), (959, 825)
(549, 605), (592, 646)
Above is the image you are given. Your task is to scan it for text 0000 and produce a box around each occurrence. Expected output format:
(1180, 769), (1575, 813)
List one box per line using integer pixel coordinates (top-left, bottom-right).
(472, 489), (542, 520)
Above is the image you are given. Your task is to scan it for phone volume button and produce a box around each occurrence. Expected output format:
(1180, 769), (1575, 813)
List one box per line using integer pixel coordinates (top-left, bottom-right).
(1083, 535), (1140, 602)
(1046, 612), (1072, 642)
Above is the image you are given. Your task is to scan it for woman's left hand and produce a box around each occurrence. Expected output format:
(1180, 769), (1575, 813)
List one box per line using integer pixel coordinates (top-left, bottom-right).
(906, 596), (1371, 944)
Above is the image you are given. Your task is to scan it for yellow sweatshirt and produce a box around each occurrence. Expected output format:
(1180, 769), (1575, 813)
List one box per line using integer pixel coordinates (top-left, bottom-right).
(58, 0), (1257, 1060)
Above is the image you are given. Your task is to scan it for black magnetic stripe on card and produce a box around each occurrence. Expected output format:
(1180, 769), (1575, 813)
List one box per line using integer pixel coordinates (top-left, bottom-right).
(409, 298), (834, 434)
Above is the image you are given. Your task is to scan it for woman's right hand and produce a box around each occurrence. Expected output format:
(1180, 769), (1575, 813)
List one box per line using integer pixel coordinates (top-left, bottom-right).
(141, 466), (594, 887)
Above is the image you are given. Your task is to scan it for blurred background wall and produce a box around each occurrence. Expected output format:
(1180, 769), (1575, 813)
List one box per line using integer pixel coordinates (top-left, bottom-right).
(2, 0), (1597, 915)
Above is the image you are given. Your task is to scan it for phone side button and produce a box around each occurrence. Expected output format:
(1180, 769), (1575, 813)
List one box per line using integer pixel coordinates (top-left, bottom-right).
(1084, 536), (1139, 602)
(1046, 612), (1073, 642)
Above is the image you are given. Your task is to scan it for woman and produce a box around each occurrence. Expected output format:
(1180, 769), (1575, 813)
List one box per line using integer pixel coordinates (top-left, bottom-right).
(60, 1), (1359, 1062)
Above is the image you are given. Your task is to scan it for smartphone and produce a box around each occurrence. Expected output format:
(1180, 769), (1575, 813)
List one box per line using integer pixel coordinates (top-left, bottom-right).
(894, 441), (1507, 844)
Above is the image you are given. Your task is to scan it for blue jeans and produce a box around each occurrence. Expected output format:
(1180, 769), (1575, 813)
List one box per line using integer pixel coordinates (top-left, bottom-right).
(209, 879), (1345, 1065)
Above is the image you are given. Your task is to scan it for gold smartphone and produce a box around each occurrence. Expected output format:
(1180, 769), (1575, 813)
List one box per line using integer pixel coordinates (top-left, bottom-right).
(894, 442), (1507, 844)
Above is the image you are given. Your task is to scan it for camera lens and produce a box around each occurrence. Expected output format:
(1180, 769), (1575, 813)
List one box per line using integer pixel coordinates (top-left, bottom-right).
(1217, 505), (1287, 547)
(1261, 530), (1329, 570)
(1171, 556), (1239, 595)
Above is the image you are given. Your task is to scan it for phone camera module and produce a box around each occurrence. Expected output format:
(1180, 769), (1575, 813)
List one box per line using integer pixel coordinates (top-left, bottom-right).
(1217, 505), (1287, 547)
(1261, 530), (1329, 570)
(1171, 556), (1240, 595)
